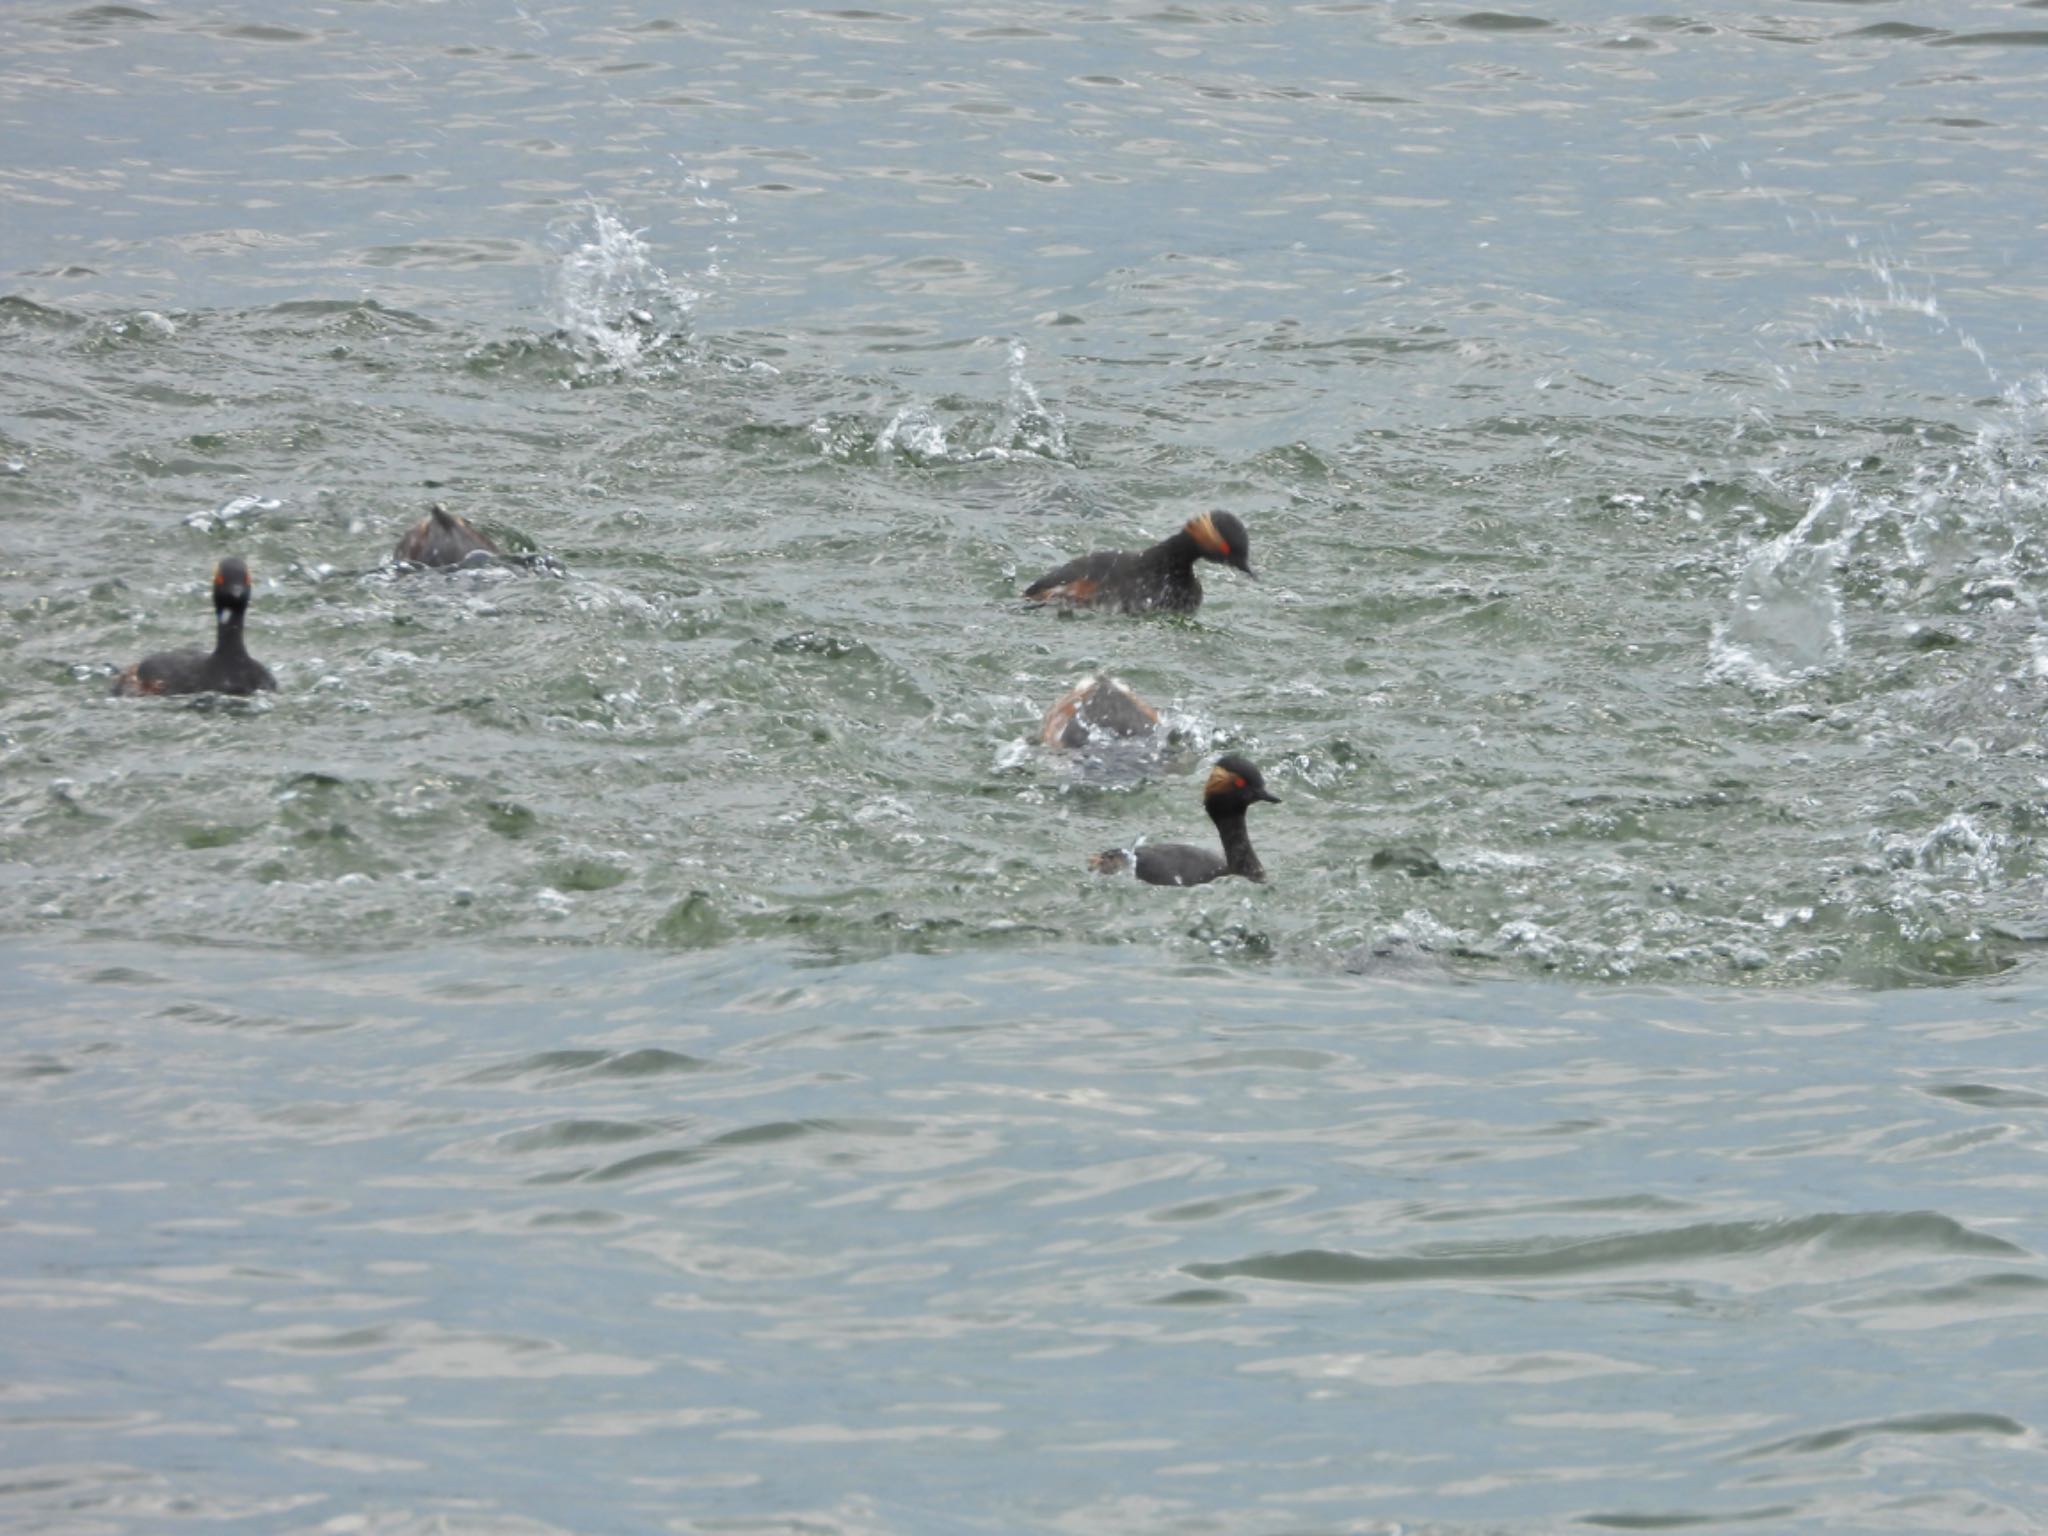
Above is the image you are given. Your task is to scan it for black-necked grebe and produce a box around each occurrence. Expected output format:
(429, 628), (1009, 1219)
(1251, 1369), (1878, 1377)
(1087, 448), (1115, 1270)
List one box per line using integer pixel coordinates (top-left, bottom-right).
(1040, 673), (1161, 750)
(1090, 754), (1280, 886)
(393, 502), (502, 568)
(113, 557), (276, 697)
(1024, 511), (1253, 614)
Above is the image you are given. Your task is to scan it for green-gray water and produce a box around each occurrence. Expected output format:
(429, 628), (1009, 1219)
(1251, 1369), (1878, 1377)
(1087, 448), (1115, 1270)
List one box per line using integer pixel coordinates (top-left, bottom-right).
(5, 2), (2048, 1531)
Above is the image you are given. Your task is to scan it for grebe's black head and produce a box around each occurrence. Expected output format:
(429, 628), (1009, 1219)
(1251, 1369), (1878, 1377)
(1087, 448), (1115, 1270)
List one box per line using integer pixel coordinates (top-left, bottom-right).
(213, 557), (253, 614)
(1204, 754), (1280, 810)
(1186, 511), (1253, 575)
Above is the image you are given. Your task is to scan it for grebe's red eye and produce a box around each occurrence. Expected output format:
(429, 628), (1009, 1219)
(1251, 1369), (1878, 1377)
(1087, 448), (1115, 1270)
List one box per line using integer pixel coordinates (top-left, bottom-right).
(1233, 775), (1246, 789)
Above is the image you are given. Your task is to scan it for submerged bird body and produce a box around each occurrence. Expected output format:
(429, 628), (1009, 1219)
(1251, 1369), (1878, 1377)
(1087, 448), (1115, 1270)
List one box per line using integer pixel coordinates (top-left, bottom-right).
(1090, 754), (1280, 886)
(113, 557), (276, 697)
(1024, 512), (1253, 615)
(393, 502), (502, 568)
(1040, 673), (1162, 750)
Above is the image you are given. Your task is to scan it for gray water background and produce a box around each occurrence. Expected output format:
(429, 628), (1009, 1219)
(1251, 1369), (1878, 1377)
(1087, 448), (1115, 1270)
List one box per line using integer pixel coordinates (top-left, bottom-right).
(6, 1), (2048, 1531)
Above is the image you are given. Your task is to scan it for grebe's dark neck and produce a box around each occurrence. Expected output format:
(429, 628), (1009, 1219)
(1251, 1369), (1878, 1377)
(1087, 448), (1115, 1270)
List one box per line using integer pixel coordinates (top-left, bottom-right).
(1148, 527), (1205, 571)
(213, 600), (251, 658)
(1209, 804), (1266, 882)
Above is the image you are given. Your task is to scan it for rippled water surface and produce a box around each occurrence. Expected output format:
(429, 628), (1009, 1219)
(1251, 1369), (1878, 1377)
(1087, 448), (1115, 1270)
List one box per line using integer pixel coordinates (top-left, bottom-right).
(6, 0), (2048, 1530)
(8, 942), (2048, 1534)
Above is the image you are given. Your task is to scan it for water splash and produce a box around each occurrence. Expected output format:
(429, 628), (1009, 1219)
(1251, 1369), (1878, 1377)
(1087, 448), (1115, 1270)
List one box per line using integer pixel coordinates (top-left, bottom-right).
(874, 403), (953, 463)
(1878, 812), (2005, 886)
(1702, 148), (2009, 423)
(1708, 484), (1860, 693)
(1818, 240), (1999, 390)
(1001, 341), (1069, 460)
(1711, 356), (2048, 698)
(547, 204), (698, 376)
(1888, 373), (2048, 620)
(672, 159), (739, 285)
(1969, 373), (2048, 495)
(872, 342), (1070, 464)
(184, 493), (282, 533)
